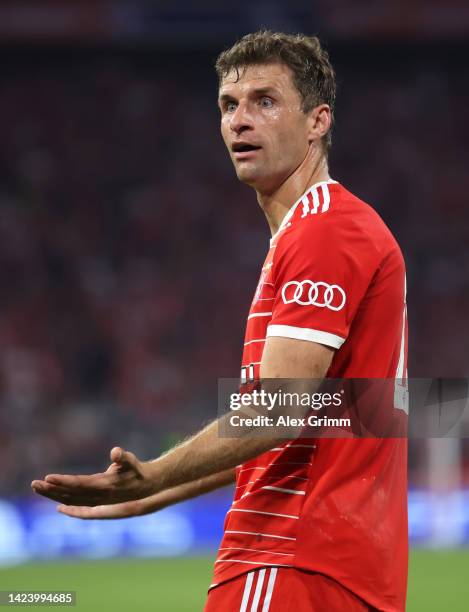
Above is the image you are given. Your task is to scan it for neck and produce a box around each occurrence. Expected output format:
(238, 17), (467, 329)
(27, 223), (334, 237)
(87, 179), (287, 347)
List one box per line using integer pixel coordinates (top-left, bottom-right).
(256, 149), (330, 236)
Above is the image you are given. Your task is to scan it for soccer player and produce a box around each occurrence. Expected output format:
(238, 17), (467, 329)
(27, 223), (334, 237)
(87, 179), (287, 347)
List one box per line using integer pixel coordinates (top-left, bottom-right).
(32, 31), (408, 611)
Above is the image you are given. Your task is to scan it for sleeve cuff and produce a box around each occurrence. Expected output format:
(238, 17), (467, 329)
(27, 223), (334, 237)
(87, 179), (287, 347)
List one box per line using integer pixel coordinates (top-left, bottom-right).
(266, 324), (346, 349)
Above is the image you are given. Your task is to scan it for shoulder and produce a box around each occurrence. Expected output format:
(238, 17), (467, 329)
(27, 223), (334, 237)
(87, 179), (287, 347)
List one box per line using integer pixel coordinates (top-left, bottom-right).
(277, 181), (402, 263)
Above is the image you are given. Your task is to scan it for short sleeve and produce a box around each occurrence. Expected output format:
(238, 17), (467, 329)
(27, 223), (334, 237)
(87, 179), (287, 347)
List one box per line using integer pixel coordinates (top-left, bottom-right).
(267, 214), (379, 349)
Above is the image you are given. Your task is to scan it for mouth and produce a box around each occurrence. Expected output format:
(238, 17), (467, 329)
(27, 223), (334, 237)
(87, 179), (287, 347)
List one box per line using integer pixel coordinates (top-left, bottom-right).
(231, 142), (262, 160)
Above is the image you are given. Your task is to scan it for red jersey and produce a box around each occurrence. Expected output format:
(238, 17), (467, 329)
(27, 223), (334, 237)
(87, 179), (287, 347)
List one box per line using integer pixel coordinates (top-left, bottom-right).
(210, 180), (408, 611)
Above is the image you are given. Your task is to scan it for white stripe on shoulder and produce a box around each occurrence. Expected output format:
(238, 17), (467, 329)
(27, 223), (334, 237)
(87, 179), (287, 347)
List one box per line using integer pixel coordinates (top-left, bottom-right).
(321, 183), (330, 212)
(248, 312), (272, 320)
(311, 186), (320, 214)
(270, 179), (337, 244)
(267, 324), (345, 349)
(244, 339), (266, 346)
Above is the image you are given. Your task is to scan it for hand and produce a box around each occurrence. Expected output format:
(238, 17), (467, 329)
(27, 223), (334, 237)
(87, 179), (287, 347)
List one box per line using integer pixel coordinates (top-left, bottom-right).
(56, 492), (168, 520)
(31, 447), (157, 507)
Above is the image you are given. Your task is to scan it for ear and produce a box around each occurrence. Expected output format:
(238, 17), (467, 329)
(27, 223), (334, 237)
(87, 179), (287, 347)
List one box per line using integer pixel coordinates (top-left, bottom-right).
(306, 104), (331, 144)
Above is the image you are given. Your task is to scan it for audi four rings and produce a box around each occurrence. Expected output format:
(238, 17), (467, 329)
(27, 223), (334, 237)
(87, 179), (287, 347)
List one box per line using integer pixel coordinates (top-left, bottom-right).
(281, 280), (347, 311)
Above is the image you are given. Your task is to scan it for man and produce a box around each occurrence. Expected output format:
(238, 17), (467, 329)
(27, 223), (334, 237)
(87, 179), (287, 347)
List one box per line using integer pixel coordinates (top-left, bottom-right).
(32, 31), (408, 611)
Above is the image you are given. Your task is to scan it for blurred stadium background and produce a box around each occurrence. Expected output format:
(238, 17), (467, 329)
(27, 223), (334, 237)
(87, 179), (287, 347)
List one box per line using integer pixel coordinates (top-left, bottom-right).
(0, 1), (468, 610)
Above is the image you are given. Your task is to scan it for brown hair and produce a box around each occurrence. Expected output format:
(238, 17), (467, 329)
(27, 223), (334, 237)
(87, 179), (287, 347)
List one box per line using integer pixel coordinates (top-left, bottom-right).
(215, 30), (336, 152)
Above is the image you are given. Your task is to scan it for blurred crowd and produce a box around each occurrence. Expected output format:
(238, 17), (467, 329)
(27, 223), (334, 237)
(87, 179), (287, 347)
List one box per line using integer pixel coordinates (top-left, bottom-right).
(0, 46), (468, 493)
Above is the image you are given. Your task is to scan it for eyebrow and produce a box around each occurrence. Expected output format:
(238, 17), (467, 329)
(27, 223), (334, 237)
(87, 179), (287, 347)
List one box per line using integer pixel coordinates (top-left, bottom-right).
(218, 86), (279, 105)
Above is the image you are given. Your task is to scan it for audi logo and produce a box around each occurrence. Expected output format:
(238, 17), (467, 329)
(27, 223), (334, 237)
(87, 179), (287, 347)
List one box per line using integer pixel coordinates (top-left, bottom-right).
(281, 280), (346, 311)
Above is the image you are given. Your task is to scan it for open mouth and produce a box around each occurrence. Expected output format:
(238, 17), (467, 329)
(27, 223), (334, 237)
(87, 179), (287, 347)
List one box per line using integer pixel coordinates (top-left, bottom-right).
(232, 142), (262, 154)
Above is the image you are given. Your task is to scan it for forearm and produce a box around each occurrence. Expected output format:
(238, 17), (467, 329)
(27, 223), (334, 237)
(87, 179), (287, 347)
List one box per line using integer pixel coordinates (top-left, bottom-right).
(147, 418), (281, 494)
(146, 372), (330, 494)
(133, 467), (235, 516)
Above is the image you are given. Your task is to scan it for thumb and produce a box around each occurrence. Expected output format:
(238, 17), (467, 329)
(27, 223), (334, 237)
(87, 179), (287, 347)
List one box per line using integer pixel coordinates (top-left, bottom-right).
(110, 447), (138, 468)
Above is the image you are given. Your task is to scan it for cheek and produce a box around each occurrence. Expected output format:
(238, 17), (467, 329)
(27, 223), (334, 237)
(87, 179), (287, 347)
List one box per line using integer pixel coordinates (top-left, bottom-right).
(266, 114), (307, 151)
(268, 128), (306, 166)
(220, 120), (231, 146)
(281, 121), (309, 158)
(262, 118), (288, 155)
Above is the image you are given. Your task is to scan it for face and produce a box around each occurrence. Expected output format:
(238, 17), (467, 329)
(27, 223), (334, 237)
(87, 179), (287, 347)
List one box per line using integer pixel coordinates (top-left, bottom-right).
(218, 62), (313, 193)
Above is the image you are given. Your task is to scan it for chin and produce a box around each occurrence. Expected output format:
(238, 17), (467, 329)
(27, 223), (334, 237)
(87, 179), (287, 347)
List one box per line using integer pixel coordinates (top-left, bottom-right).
(237, 168), (282, 194)
(235, 165), (263, 187)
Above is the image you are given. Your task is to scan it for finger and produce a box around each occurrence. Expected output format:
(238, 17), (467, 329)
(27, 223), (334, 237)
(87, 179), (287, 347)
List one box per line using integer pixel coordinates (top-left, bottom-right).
(31, 483), (72, 503)
(31, 479), (50, 488)
(32, 480), (72, 496)
(35, 487), (104, 506)
(32, 481), (100, 506)
(44, 474), (85, 486)
(34, 474), (139, 506)
(57, 505), (101, 519)
(34, 490), (70, 503)
(110, 447), (138, 470)
(110, 447), (124, 463)
(57, 503), (135, 520)
(105, 463), (121, 473)
(44, 473), (111, 490)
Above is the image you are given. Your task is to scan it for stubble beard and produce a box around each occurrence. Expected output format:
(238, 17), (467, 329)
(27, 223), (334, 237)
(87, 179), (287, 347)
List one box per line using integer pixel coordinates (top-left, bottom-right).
(234, 160), (265, 189)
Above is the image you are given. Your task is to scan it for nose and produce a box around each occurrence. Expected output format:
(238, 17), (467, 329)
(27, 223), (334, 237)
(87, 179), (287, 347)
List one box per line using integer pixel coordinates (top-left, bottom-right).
(230, 102), (253, 135)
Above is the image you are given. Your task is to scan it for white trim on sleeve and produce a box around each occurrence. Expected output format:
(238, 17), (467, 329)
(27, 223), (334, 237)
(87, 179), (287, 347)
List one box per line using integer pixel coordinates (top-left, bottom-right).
(267, 324), (345, 349)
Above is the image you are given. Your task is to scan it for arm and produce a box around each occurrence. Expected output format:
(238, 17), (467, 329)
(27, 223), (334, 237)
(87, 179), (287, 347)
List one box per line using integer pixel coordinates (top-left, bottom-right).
(59, 468), (235, 520)
(32, 337), (333, 507)
(145, 336), (333, 490)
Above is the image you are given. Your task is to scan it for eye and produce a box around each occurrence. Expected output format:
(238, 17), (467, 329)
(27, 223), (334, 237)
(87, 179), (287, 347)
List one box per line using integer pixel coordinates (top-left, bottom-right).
(226, 101), (237, 113)
(260, 97), (273, 108)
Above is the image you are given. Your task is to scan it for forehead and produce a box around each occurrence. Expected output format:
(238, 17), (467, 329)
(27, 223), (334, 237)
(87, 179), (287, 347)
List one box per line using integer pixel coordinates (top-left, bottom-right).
(218, 62), (296, 98)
